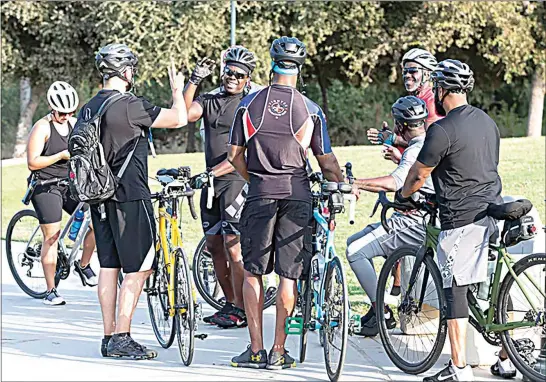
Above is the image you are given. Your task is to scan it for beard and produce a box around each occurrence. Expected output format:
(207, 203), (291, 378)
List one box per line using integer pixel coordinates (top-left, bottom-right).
(434, 89), (447, 116)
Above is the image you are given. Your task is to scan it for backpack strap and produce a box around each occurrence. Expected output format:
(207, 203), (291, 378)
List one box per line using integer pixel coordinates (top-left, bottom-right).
(116, 131), (144, 180)
(95, 92), (126, 120)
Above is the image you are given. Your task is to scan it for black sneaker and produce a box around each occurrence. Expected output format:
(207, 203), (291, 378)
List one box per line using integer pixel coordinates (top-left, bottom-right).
(390, 285), (401, 296)
(266, 349), (296, 370)
(423, 360), (473, 381)
(43, 288), (66, 306)
(358, 306), (396, 337)
(74, 260), (98, 287)
(204, 302), (232, 324)
(101, 337), (110, 357)
(106, 333), (158, 360)
(265, 286), (277, 302)
(231, 345), (267, 369)
(213, 306), (247, 329)
(360, 306), (375, 327)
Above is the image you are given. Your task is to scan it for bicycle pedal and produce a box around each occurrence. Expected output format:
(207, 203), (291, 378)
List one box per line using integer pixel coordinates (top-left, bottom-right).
(194, 333), (208, 340)
(285, 317), (304, 335)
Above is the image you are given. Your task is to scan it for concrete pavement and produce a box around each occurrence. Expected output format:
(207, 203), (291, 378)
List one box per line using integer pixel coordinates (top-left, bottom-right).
(2, 249), (507, 381)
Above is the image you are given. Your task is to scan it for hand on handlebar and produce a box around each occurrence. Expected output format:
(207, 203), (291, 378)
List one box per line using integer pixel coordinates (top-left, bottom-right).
(394, 189), (418, 211)
(189, 171), (212, 189)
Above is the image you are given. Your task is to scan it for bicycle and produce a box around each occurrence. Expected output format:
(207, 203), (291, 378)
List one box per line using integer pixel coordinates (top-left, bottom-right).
(373, 191), (545, 381)
(6, 177), (122, 297)
(286, 163), (356, 382)
(191, 175), (277, 311)
(145, 166), (206, 366)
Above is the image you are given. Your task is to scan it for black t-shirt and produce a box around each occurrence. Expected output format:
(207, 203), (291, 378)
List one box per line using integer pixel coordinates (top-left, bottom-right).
(80, 89), (160, 202)
(195, 91), (245, 181)
(229, 84), (332, 202)
(417, 104), (502, 229)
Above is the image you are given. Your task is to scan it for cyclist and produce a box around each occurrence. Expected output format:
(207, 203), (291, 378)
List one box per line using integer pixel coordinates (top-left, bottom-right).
(228, 36), (346, 370)
(185, 46), (259, 329)
(398, 59), (514, 381)
(368, 48), (441, 164)
(346, 96), (434, 336)
(88, 43), (187, 359)
(26, 81), (98, 306)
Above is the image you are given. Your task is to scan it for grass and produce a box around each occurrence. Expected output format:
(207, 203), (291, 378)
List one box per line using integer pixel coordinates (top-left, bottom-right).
(2, 137), (545, 310)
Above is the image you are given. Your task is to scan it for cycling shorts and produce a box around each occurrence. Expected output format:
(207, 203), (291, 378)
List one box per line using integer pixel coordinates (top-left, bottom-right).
(200, 179), (247, 236)
(31, 183), (79, 224)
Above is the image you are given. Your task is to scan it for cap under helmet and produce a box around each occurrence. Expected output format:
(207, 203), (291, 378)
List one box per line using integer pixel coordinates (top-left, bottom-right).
(47, 81), (79, 113)
(431, 59), (474, 92)
(401, 48), (437, 71)
(95, 43), (138, 80)
(224, 46), (257, 73)
(391, 96), (428, 125)
(270, 36), (307, 67)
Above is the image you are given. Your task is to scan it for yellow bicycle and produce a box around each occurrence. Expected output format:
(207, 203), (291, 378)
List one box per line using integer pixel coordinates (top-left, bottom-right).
(145, 166), (203, 366)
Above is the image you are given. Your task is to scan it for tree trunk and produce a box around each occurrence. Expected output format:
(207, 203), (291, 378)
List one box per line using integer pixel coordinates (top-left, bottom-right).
(526, 64), (545, 137)
(185, 121), (197, 153)
(313, 60), (329, 117)
(13, 78), (41, 158)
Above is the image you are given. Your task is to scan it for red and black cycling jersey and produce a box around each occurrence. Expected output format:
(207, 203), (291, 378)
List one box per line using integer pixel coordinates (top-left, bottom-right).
(229, 84), (332, 202)
(417, 86), (442, 126)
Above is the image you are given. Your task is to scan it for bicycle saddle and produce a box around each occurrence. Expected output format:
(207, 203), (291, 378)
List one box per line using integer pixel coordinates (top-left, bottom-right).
(487, 199), (532, 221)
(157, 168), (179, 178)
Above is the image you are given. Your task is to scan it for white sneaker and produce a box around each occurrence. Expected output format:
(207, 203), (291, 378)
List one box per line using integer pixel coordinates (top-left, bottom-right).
(490, 357), (517, 379)
(43, 288), (66, 305)
(423, 359), (474, 381)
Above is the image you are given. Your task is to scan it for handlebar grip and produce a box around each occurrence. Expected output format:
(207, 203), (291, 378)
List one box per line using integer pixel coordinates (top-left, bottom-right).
(188, 194), (198, 220)
(345, 194), (356, 225)
(206, 177), (214, 209)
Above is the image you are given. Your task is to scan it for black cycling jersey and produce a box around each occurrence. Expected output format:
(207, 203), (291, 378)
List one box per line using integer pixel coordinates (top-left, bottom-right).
(417, 104), (502, 230)
(229, 84), (332, 202)
(79, 89), (160, 202)
(35, 119), (73, 180)
(195, 91), (245, 181)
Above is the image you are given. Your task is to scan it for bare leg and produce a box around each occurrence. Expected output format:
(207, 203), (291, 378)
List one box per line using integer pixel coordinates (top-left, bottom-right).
(224, 234), (244, 309)
(39, 223), (62, 291)
(207, 235), (235, 304)
(115, 270), (152, 333)
(272, 277), (297, 351)
(80, 227), (96, 268)
(98, 268), (119, 335)
(448, 318), (468, 367)
(393, 262), (401, 287)
(243, 270), (264, 352)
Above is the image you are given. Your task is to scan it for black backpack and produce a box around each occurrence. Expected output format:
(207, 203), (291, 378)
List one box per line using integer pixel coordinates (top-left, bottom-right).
(68, 92), (139, 210)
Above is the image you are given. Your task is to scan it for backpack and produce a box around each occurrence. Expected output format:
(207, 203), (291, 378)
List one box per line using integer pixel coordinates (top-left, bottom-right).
(67, 92), (139, 210)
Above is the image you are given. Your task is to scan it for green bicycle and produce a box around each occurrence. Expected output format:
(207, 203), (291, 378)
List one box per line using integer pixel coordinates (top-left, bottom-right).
(374, 192), (545, 381)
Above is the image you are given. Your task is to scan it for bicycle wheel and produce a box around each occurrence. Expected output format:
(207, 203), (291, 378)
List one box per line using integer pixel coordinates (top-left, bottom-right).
(6, 209), (59, 298)
(496, 253), (545, 382)
(322, 256), (349, 382)
(193, 236), (277, 310)
(146, 246), (176, 348)
(175, 247), (195, 366)
(376, 246), (447, 375)
(299, 273), (313, 363)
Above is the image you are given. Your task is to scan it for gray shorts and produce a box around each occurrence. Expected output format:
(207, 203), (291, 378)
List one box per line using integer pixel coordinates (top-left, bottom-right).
(437, 216), (495, 288)
(346, 212), (427, 262)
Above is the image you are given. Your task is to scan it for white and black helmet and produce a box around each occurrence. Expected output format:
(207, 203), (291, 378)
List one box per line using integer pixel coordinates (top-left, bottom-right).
(401, 48), (438, 71)
(95, 43), (138, 79)
(432, 59), (475, 92)
(47, 81), (79, 113)
(392, 96), (428, 126)
(223, 46), (257, 73)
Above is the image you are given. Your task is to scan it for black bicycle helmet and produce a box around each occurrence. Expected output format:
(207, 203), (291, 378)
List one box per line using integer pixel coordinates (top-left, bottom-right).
(270, 36), (307, 66)
(431, 59), (474, 92)
(391, 96), (428, 125)
(401, 48), (437, 71)
(224, 45), (257, 73)
(95, 43), (138, 79)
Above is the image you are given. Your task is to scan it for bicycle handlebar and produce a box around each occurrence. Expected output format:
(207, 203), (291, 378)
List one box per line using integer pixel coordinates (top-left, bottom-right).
(188, 193), (198, 220)
(372, 191), (436, 233)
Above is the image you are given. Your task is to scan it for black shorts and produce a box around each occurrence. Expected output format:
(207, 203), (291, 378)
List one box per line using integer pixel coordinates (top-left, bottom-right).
(200, 179), (247, 236)
(91, 199), (157, 274)
(31, 184), (80, 224)
(240, 199), (312, 280)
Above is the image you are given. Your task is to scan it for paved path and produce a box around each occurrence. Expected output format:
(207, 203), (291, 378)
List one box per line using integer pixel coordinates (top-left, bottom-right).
(1, 245), (506, 381)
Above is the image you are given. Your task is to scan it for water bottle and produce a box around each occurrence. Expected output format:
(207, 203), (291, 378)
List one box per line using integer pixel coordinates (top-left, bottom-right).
(68, 209), (85, 241)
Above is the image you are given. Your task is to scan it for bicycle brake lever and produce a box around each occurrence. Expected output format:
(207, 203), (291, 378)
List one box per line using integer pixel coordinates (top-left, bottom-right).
(370, 198), (381, 218)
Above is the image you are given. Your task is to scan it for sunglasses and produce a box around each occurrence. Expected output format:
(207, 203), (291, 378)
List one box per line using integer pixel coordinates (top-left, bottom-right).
(402, 67), (420, 75)
(56, 111), (74, 117)
(224, 67), (247, 80)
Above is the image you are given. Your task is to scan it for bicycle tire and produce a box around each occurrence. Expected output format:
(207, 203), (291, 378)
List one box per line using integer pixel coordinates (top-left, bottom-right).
(193, 235), (277, 310)
(496, 253), (545, 382)
(175, 247), (195, 366)
(6, 209), (59, 299)
(299, 273), (313, 363)
(376, 246), (447, 375)
(146, 246), (176, 349)
(322, 256), (349, 382)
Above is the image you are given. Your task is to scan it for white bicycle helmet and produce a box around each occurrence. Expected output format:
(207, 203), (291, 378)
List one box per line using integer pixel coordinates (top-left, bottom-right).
(47, 81), (79, 113)
(401, 48), (438, 71)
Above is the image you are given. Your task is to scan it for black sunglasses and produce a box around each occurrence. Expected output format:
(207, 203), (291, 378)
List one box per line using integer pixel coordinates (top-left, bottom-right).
(224, 67), (247, 80)
(403, 67), (421, 75)
(56, 111), (74, 117)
